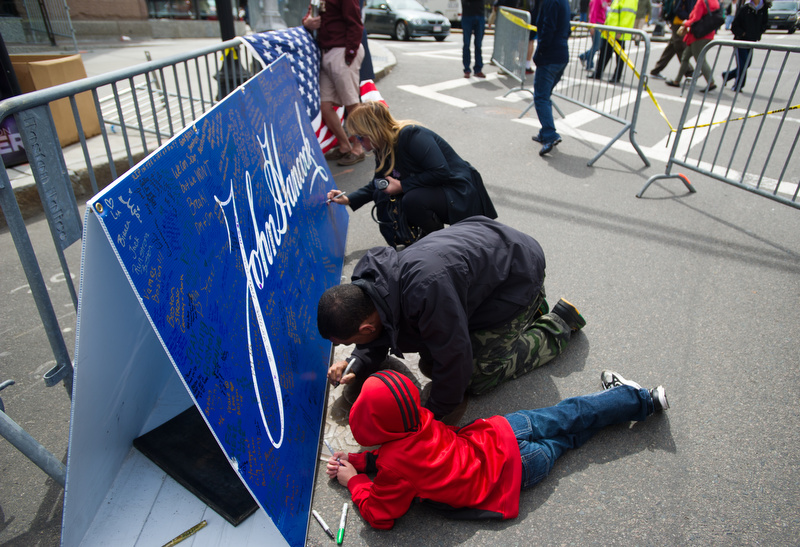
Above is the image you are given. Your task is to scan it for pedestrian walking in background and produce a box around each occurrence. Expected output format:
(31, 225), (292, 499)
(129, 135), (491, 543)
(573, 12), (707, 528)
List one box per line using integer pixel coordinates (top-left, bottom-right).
(325, 369), (669, 529)
(580, 0), (591, 20)
(531, 0), (572, 155)
(724, 0), (734, 29)
(590, 0), (638, 83)
(723, 0), (770, 90)
(580, 0), (610, 71)
(461, 0), (488, 78)
(649, 0), (697, 79)
(633, 0), (652, 43)
(665, 0), (721, 91)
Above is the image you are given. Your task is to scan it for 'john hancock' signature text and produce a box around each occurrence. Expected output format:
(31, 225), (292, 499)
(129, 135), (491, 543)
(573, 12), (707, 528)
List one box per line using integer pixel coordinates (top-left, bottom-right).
(216, 102), (328, 449)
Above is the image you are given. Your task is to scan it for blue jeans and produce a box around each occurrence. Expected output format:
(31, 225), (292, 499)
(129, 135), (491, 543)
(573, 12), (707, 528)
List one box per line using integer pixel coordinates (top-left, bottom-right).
(533, 62), (567, 144)
(461, 15), (485, 74)
(581, 29), (601, 70)
(732, 46), (752, 88)
(505, 385), (653, 489)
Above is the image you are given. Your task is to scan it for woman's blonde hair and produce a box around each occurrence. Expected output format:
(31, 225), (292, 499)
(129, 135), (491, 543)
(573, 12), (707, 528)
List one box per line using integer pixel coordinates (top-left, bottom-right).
(346, 101), (419, 177)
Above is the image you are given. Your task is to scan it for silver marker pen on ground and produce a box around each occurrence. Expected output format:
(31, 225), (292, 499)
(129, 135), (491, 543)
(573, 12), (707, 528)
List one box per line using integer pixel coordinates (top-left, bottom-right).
(312, 509), (335, 540)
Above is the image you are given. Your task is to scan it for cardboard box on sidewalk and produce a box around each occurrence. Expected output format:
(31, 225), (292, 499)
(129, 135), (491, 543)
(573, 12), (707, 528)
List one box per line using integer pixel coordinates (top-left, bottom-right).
(10, 54), (102, 148)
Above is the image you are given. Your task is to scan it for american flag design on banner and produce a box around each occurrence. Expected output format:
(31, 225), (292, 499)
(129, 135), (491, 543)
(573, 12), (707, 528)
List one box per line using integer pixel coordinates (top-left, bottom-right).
(240, 27), (385, 154)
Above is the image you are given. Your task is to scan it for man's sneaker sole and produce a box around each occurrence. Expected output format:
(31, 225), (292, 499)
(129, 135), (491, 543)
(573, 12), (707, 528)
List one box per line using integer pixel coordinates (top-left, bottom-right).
(600, 370), (642, 390)
(552, 298), (586, 331)
(651, 385), (670, 411)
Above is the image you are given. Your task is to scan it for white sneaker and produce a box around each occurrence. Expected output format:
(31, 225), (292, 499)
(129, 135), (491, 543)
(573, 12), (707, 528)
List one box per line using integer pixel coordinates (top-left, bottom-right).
(600, 370), (642, 390)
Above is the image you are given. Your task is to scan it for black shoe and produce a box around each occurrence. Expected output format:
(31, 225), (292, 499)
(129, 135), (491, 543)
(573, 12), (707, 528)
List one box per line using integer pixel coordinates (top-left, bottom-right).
(539, 138), (562, 156)
(649, 72), (665, 80)
(552, 298), (586, 330)
(418, 354), (434, 379)
(698, 82), (717, 93)
(650, 385), (670, 411)
(665, 79), (681, 88)
(608, 76), (621, 84)
(531, 134), (542, 143)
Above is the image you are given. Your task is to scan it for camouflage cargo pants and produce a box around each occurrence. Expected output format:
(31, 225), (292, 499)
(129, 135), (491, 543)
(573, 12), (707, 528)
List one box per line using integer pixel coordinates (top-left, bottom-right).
(467, 286), (572, 395)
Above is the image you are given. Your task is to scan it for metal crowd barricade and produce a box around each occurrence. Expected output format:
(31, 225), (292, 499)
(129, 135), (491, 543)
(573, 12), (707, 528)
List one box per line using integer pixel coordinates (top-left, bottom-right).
(491, 7), (532, 96)
(521, 21), (653, 167)
(0, 38), (259, 483)
(495, 16), (652, 167)
(21, 0), (78, 51)
(638, 39), (800, 209)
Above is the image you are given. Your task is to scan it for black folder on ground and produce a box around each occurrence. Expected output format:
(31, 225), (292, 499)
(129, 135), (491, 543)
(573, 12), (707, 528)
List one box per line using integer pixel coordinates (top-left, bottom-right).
(133, 405), (258, 526)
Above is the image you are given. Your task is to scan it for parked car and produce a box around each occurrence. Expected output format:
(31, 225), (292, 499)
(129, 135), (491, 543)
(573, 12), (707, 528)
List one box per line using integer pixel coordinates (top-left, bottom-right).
(767, 0), (800, 33)
(363, 0), (451, 41)
(416, 0), (462, 25)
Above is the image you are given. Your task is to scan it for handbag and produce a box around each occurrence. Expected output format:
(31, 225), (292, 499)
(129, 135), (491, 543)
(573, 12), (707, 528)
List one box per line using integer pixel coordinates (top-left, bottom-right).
(690, 0), (724, 38)
(371, 194), (422, 249)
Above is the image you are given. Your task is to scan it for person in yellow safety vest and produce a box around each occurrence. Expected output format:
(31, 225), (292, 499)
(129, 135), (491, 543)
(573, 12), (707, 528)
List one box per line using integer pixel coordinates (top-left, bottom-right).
(589, 0), (638, 83)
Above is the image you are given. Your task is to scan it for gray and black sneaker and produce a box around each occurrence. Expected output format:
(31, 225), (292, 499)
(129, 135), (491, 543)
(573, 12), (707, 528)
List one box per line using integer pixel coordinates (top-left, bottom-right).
(600, 370), (670, 411)
(600, 370), (642, 390)
(552, 298), (586, 332)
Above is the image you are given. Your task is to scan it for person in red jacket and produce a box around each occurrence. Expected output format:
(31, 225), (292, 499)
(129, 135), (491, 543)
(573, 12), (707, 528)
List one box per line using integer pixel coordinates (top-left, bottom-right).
(665, 0), (720, 91)
(325, 369), (669, 529)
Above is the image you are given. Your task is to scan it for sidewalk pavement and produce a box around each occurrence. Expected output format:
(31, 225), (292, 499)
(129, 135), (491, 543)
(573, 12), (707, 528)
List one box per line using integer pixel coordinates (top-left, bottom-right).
(2, 37), (396, 224)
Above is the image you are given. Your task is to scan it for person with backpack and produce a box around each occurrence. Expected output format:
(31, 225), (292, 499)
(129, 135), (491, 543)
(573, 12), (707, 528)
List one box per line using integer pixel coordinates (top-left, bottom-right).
(665, 0), (721, 92)
(649, 0), (697, 79)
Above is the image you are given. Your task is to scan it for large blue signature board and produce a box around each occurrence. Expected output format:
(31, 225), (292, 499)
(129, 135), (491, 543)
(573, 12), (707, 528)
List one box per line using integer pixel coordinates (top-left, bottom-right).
(86, 57), (348, 546)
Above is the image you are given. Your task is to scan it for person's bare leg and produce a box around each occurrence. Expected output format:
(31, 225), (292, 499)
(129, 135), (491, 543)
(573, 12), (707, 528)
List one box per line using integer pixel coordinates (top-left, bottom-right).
(321, 101), (352, 154)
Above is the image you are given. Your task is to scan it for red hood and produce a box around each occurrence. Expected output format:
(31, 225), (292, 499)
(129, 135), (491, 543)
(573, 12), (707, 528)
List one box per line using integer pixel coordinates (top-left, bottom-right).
(350, 371), (422, 447)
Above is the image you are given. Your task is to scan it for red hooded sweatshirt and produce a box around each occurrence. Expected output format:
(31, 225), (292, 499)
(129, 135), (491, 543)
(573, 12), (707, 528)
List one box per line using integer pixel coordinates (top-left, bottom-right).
(345, 371), (522, 529)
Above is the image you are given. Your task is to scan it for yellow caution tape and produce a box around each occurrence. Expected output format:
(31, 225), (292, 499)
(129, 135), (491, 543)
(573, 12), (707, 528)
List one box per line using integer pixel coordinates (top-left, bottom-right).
(683, 103), (800, 130)
(500, 8), (537, 32)
(500, 7), (581, 33)
(599, 30), (676, 133)
(501, 22), (793, 134)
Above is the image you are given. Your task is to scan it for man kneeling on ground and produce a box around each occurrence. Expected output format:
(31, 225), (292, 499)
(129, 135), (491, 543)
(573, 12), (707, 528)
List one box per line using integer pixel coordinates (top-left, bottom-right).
(317, 216), (587, 424)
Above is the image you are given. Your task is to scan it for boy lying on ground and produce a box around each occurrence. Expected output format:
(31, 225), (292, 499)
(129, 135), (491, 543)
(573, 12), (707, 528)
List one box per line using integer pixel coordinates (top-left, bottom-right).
(326, 369), (669, 528)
